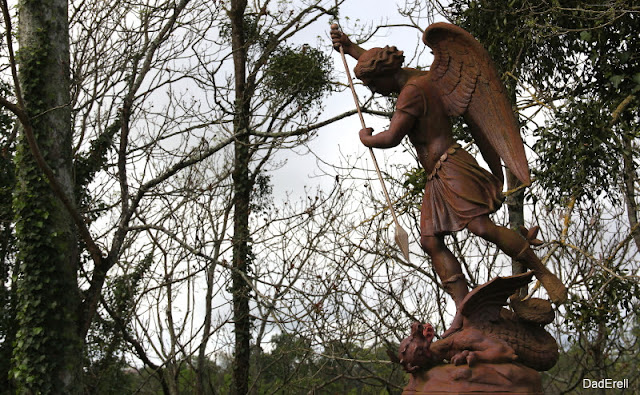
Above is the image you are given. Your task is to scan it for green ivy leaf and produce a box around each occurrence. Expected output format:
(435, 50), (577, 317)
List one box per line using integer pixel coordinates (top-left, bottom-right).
(610, 75), (623, 88)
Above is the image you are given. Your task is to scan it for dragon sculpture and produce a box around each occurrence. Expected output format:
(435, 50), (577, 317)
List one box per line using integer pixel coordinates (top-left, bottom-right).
(397, 272), (559, 373)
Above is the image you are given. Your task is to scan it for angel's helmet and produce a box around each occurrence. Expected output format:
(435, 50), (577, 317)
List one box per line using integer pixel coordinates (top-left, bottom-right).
(354, 46), (404, 94)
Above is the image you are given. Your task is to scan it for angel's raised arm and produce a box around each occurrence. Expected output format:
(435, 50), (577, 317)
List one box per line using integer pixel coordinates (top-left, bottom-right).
(330, 24), (366, 60)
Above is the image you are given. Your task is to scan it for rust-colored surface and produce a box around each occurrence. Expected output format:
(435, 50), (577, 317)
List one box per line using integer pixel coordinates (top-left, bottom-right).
(402, 363), (543, 394)
(331, 22), (565, 394)
(422, 22), (530, 187)
(397, 273), (557, 393)
(398, 273), (558, 373)
(331, 21), (567, 315)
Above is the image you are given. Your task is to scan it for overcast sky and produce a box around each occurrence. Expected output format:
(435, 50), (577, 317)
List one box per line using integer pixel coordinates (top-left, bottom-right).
(269, 1), (447, 201)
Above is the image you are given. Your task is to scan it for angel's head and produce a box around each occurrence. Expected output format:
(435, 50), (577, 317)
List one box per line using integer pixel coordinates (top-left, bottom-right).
(355, 46), (404, 95)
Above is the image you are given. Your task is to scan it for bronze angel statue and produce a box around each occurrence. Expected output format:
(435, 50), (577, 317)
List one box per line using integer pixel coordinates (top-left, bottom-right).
(331, 23), (567, 334)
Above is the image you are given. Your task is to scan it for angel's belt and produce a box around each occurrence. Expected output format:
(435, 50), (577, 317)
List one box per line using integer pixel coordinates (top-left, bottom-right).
(426, 143), (462, 181)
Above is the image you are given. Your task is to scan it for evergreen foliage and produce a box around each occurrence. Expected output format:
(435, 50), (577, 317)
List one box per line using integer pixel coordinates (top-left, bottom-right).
(0, 82), (16, 394)
(1, 0), (638, 393)
(448, 0), (640, 205)
(264, 44), (333, 108)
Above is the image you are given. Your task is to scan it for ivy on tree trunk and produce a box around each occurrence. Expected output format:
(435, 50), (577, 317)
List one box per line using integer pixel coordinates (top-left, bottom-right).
(11, 0), (82, 392)
(230, 0), (252, 394)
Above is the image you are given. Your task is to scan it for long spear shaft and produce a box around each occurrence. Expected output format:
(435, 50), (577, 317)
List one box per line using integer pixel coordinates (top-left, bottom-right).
(338, 45), (411, 262)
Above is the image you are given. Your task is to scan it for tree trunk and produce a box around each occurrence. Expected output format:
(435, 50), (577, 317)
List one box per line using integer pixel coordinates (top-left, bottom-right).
(197, 207), (231, 395)
(505, 86), (527, 297)
(196, 260), (217, 395)
(621, 137), (640, 251)
(506, 169), (526, 266)
(11, 0), (82, 392)
(230, 0), (252, 394)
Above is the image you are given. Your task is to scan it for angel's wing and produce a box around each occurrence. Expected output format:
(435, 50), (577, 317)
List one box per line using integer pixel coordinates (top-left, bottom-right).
(461, 271), (535, 322)
(423, 22), (531, 186)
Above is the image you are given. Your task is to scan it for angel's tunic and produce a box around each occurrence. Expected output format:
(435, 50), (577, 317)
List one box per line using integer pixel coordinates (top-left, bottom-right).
(397, 81), (504, 236)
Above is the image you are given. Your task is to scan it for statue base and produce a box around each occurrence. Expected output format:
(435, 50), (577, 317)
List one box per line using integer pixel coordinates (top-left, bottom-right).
(402, 362), (542, 394)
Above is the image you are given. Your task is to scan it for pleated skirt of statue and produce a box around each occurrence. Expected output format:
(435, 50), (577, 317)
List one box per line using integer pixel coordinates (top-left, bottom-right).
(421, 144), (504, 236)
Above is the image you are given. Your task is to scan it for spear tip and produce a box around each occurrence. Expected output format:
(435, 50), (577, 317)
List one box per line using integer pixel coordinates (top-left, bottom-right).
(395, 225), (410, 262)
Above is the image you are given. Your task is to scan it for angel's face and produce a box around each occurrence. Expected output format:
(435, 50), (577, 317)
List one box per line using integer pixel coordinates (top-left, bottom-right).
(361, 74), (399, 96)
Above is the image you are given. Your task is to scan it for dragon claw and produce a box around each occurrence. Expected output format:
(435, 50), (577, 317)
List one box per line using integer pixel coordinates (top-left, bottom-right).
(451, 350), (470, 366)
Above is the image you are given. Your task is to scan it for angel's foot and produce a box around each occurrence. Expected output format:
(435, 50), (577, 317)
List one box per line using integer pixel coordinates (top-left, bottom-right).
(516, 247), (567, 304)
(536, 272), (568, 304)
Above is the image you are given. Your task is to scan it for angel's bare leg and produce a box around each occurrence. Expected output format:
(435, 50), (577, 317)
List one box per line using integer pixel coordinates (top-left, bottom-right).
(421, 235), (468, 336)
(420, 235), (469, 304)
(466, 215), (567, 303)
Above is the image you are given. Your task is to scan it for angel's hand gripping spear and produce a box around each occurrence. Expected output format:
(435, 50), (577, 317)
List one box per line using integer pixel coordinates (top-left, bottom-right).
(333, 25), (411, 263)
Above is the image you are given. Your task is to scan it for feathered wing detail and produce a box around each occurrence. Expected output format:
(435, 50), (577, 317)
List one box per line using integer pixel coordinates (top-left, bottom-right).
(423, 22), (531, 186)
(460, 271), (535, 323)
(469, 122), (504, 185)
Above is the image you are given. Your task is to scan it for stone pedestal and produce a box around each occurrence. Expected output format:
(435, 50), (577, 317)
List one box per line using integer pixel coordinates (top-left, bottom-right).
(402, 363), (543, 394)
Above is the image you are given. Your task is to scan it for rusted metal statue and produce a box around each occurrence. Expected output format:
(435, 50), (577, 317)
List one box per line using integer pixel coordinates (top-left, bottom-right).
(397, 272), (559, 369)
(395, 272), (558, 393)
(332, 22), (567, 393)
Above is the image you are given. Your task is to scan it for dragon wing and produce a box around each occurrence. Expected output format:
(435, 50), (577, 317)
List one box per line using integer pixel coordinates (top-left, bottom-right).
(423, 22), (531, 186)
(460, 271), (535, 322)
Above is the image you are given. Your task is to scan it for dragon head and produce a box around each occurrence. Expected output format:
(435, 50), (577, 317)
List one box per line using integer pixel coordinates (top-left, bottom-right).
(398, 322), (437, 373)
